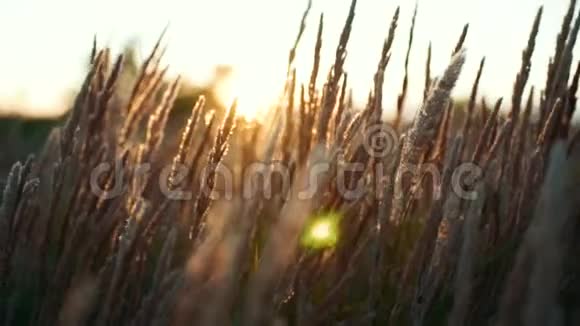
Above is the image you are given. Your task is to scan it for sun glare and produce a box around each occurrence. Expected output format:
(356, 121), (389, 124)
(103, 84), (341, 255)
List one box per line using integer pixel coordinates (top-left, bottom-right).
(311, 222), (332, 240)
(301, 212), (341, 250)
(215, 67), (284, 121)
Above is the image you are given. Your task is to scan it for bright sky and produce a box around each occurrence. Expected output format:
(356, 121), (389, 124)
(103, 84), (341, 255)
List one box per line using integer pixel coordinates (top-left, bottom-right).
(0, 0), (576, 118)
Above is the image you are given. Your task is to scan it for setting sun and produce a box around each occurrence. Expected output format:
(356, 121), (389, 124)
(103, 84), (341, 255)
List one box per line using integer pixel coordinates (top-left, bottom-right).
(1, 0), (567, 118)
(214, 67), (284, 121)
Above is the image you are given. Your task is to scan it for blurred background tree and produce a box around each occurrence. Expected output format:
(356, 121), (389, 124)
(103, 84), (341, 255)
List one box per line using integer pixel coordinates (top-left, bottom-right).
(0, 39), (232, 175)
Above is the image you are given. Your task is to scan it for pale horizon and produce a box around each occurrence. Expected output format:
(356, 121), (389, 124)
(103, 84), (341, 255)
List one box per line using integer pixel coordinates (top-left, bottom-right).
(0, 0), (576, 119)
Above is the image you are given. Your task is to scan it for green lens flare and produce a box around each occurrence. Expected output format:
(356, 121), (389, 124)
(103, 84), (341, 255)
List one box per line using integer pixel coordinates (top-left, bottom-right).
(300, 212), (341, 249)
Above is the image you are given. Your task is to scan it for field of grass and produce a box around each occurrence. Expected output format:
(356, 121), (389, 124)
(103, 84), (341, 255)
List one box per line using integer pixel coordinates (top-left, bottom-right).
(2, 0), (580, 325)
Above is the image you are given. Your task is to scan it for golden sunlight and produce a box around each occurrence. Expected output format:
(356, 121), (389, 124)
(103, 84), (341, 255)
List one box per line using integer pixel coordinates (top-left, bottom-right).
(215, 66), (285, 121)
